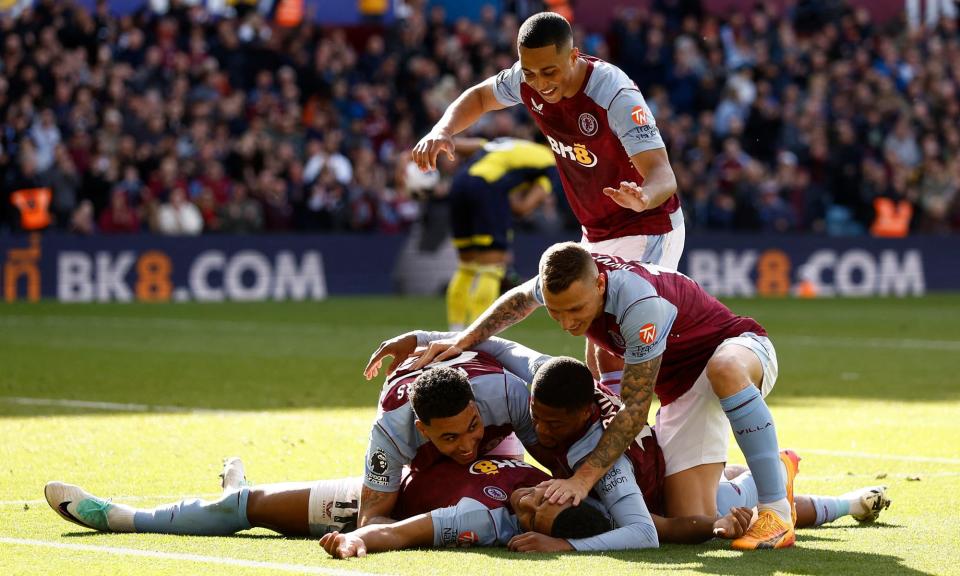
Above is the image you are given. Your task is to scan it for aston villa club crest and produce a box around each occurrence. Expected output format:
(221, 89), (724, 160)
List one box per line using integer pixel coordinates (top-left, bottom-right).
(579, 113), (598, 136)
(483, 486), (508, 502)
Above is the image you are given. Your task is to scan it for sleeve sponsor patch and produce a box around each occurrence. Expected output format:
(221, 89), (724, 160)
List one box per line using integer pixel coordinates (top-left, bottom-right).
(638, 323), (657, 345)
(597, 466), (629, 495)
(366, 448), (390, 486)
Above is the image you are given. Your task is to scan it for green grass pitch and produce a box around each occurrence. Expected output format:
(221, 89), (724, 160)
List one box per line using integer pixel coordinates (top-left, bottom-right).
(1, 295), (959, 575)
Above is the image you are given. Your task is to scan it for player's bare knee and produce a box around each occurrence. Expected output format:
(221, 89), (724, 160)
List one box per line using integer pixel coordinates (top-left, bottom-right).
(706, 354), (749, 396)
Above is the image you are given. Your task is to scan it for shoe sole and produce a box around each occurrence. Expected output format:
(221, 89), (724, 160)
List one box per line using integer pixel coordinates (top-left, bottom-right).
(45, 483), (94, 531)
(781, 449), (800, 526)
(855, 487), (892, 523)
(732, 527), (796, 550)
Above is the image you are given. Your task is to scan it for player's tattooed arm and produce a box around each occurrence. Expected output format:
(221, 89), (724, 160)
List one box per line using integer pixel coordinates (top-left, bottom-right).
(412, 279), (541, 369)
(458, 280), (541, 348)
(358, 486), (399, 527)
(585, 357), (661, 471)
(542, 357), (661, 505)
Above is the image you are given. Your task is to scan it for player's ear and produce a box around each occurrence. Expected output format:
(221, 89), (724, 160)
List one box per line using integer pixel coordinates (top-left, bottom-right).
(414, 419), (428, 436)
(596, 270), (606, 294)
(569, 45), (580, 65)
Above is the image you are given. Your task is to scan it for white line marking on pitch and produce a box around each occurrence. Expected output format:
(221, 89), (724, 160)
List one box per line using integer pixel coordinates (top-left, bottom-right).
(0, 396), (238, 414)
(0, 537), (390, 576)
(0, 493), (222, 507)
(799, 472), (960, 481)
(798, 448), (960, 465)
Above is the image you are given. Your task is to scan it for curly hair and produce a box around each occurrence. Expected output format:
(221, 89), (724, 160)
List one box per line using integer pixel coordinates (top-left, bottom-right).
(409, 366), (475, 425)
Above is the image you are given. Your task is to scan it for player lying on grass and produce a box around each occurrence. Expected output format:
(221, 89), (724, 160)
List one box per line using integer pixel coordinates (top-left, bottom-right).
(44, 355), (887, 555)
(369, 332), (893, 539)
(43, 366), (754, 552)
(354, 348), (545, 527)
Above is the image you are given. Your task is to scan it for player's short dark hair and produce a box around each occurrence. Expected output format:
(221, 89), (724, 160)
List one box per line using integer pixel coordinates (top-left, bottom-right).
(518, 12), (573, 51)
(532, 356), (594, 410)
(539, 242), (596, 294)
(551, 502), (611, 538)
(410, 366), (475, 425)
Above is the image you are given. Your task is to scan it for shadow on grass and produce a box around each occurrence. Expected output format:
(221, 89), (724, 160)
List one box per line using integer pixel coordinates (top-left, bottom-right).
(446, 537), (934, 576)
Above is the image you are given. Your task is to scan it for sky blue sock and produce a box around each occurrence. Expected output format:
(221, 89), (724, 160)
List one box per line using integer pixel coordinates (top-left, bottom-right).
(133, 487), (251, 535)
(720, 386), (785, 504)
(716, 472), (759, 514)
(810, 496), (850, 526)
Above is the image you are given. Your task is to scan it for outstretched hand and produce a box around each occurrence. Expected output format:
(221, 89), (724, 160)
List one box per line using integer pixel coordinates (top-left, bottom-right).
(408, 339), (463, 371)
(319, 531), (367, 559)
(412, 130), (455, 171)
(602, 181), (650, 213)
(507, 532), (573, 553)
(364, 333), (419, 380)
(537, 477), (591, 506)
(712, 507), (754, 539)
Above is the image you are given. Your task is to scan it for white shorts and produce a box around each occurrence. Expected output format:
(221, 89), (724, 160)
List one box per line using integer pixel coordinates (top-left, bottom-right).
(655, 333), (779, 477)
(580, 208), (685, 270)
(307, 477), (363, 536)
(485, 433), (525, 458)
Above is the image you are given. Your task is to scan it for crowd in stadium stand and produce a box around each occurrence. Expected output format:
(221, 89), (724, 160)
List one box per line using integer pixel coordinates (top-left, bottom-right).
(1, 0), (959, 236)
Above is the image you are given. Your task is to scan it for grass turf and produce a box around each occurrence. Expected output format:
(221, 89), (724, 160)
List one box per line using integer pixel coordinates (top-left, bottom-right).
(1, 296), (959, 575)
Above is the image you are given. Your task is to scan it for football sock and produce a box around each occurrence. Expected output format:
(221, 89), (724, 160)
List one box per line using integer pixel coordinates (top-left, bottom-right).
(719, 386), (790, 522)
(809, 496), (850, 526)
(716, 471), (759, 512)
(842, 489), (873, 518)
(74, 497), (136, 532)
(447, 263), (476, 330)
(599, 371), (623, 395)
(466, 264), (504, 324)
(133, 487), (251, 535)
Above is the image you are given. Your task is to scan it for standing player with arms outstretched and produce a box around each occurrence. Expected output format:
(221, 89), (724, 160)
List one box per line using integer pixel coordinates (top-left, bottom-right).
(413, 12), (683, 389)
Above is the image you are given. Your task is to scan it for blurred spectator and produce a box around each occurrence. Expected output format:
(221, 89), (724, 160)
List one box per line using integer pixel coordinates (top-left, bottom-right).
(44, 145), (81, 228)
(98, 189), (141, 234)
(219, 184), (263, 233)
(156, 187), (203, 235)
(70, 199), (96, 235)
(29, 110), (61, 172)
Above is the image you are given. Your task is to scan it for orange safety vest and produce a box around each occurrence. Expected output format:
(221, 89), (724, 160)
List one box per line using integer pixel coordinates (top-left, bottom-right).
(870, 197), (912, 238)
(275, 0), (303, 27)
(10, 187), (52, 231)
(544, 0), (574, 23)
(358, 0), (388, 16)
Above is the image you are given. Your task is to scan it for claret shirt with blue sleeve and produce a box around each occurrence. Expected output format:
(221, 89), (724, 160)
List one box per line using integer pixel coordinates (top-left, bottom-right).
(534, 253), (767, 406)
(490, 56), (679, 242)
(363, 351), (538, 493)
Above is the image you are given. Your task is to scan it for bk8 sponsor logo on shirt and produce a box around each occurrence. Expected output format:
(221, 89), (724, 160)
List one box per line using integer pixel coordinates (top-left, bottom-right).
(546, 135), (597, 167)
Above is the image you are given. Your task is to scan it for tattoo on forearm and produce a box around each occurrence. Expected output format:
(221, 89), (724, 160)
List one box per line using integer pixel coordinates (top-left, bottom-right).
(359, 487), (397, 527)
(586, 357), (661, 471)
(466, 288), (538, 343)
